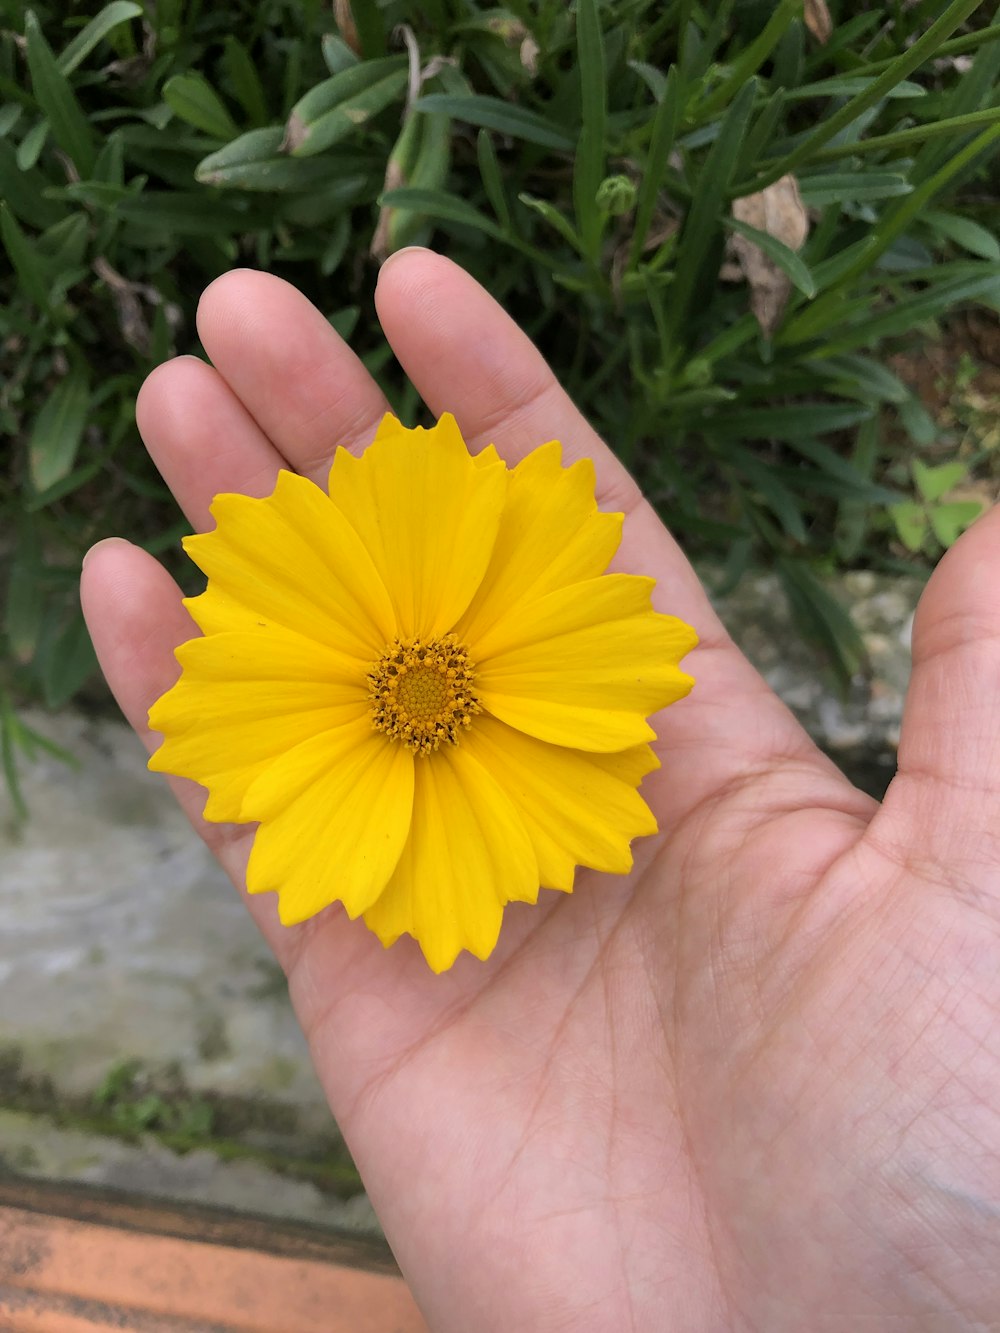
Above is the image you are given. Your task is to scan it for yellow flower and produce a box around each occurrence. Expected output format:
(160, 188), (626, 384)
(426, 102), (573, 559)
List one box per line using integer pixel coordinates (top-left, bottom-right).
(148, 415), (697, 972)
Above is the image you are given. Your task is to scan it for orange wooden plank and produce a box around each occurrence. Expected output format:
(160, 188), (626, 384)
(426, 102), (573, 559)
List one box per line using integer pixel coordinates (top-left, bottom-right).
(0, 1202), (427, 1333)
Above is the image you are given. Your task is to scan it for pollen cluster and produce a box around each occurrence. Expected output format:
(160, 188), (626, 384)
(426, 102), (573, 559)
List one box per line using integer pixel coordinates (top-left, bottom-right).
(367, 634), (482, 755)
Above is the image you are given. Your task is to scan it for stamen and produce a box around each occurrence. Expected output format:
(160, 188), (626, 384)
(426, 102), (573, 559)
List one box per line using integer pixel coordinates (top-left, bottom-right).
(367, 634), (482, 755)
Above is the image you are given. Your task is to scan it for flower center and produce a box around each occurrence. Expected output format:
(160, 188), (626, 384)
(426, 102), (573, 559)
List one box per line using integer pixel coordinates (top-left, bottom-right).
(367, 635), (482, 755)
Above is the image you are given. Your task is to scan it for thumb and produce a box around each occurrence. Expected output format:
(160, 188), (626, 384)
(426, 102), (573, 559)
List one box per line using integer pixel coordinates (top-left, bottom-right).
(874, 503), (1000, 863)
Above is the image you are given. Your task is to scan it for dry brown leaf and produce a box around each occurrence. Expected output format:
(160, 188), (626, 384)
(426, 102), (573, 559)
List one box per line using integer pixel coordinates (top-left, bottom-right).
(334, 0), (362, 56)
(803, 0), (833, 44)
(729, 173), (809, 338)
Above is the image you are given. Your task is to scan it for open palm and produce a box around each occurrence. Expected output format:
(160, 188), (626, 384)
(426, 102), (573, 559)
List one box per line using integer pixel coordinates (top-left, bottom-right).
(82, 252), (1000, 1331)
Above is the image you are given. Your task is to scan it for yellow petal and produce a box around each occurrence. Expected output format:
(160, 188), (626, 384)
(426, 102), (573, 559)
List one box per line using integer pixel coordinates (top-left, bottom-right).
(362, 742), (537, 972)
(183, 470), (396, 660)
(455, 441), (622, 645)
(326, 413), (507, 640)
(148, 628), (369, 821)
(462, 716), (659, 891)
(475, 574), (697, 751)
(245, 721), (415, 923)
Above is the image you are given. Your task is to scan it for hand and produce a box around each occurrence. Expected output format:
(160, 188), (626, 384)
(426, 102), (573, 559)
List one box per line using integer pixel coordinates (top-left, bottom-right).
(81, 252), (1000, 1331)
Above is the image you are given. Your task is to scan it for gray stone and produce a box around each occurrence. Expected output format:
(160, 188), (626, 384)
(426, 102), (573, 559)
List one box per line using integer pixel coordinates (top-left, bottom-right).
(0, 709), (330, 1135)
(710, 568), (922, 768)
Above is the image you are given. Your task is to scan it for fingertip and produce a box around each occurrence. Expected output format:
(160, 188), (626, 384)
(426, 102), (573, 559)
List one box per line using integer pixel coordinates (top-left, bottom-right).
(911, 502), (1000, 661)
(374, 245), (440, 296)
(195, 266), (267, 333)
(82, 535), (134, 573)
(135, 355), (203, 436)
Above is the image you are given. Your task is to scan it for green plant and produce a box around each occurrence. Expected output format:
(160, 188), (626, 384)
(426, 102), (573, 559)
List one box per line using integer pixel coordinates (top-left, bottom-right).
(2, 0), (999, 772)
(93, 1056), (216, 1139)
(890, 456), (986, 552)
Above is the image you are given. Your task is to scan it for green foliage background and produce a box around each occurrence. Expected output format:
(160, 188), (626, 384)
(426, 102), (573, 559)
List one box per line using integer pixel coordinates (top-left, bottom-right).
(2, 0), (999, 801)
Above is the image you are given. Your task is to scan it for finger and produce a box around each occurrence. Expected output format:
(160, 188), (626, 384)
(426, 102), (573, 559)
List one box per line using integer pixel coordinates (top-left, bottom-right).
(869, 504), (1000, 869)
(375, 249), (864, 829)
(136, 356), (286, 533)
(375, 250), (738, 647)
(196, 268), (391, 483)
(80, 538), (253, 871)
(80, 539), (295, 964)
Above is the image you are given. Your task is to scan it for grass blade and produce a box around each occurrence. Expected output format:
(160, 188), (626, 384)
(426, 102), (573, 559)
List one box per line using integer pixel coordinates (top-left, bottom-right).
(724, 216), (816, 297)
(746, 0), (985, 191)
(164, 72), (240, 140)
(28, 366), (91, 491)
(414, 94), (574, 151)
(629, 65), (680, 267)
(58, 1), (142, 75)
(573, 0), (607, 260)
(25, 9), (96, 175)
(664, 79), (756, 352)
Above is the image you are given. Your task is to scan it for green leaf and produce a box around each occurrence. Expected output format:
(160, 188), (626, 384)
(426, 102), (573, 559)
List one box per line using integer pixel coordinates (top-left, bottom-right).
(809, 106), (1000, 166)
(286, 58), (406, 151)
(0, 203), (51, 308)
(899, 396), (938, 448)
(775, 556), (867, 689)
(518, 192), (583, 252)
(699, 0), (800, 117)
(321, 34), (360, 75)
(0, 140), (62, 229)
(414, 94), (574, 151)
(29, 366), (91, 491)
(665, 78), (756, 349)
(476, 128), (510, 230)
(630, 65), (680, 266)
(0, 105), (22, 137)
(116, 190), (266, 235)
(4, 524), (42, 664)
(816, 354), (909, 404)
(890, 501), (929, 552)
(724, 216), (816, 298)
(815, 270), (1000, 355)
(222, 37), (269, 127)
(710, 402), (871, 439)
(835, 414), (880, 561)
(0, 696), (29, 824)
(628, 60), (666, 101)
(196, 128), (362, 192)
(745, 0), (985, 192)
(24, 10), (96, 175)
(785, 76), (926, 100)
(287, 69), (408, 156)
(912, 458), (966, 503)
(732, 452), (807, 542)
(929, 500), (985, 548)
(163, 72), (240, 140)
(16, 116), (48, 170)
(349, 0), (386, 59)
(41, 211), (89, 271)
(797, 172), (912, 206)
(379, 186), (504, 240)
(58, 1), (142, 76)
(573, 0), (607, 260)
(922, 209), (1000, 262)
(39, 611), (98, 709)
